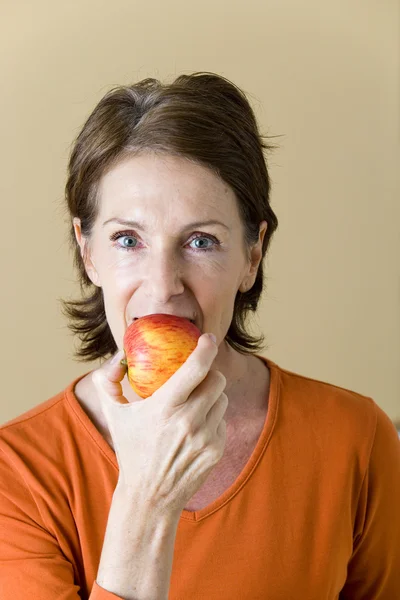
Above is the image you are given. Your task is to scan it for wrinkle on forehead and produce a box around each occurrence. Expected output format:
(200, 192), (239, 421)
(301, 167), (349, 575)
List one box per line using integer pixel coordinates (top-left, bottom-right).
(96, 153), (242, 237)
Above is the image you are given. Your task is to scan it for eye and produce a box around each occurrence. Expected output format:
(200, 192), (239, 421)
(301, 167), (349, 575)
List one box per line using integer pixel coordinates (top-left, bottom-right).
(116, 235), (137, 249)
(188, 234), (217, 251)
(109, 231), (139, 250)
(109, 231), (220, 253)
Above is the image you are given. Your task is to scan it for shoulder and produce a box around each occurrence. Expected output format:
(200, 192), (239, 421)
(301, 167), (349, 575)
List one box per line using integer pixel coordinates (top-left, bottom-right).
(265, 357), (399, 470)
(0, 374), (90, 478)
(273, 359), (381, 428)
(0, 388), (68, 453)
(0, 393), (65, 432)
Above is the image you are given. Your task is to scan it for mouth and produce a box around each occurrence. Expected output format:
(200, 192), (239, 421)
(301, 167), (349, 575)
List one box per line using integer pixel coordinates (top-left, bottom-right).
(133, 315), (197, 326)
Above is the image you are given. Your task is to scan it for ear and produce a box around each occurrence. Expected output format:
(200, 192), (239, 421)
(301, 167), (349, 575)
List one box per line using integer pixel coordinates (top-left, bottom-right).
(239, 220), (268, 293)
(72, 218), (101, 287)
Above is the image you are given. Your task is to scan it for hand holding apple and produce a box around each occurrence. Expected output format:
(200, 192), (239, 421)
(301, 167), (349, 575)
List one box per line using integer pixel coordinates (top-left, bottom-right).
(95, 329), (227, 517)
(123, 313), (203, 399)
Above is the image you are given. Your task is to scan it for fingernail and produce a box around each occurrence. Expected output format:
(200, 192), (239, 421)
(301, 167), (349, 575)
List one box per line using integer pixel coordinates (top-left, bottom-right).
(111, 349), (125, 365)
(208, 333), (217, 345)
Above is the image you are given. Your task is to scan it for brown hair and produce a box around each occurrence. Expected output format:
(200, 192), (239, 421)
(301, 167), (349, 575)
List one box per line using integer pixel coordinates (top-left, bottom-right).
(61, 71), (279, 362)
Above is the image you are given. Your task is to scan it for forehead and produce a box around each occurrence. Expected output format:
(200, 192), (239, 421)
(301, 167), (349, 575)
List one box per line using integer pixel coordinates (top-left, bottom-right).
(96, 153), (239, 224)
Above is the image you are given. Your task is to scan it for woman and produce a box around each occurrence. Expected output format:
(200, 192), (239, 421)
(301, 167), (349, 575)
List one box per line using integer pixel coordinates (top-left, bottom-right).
(0, 72), (399, 600)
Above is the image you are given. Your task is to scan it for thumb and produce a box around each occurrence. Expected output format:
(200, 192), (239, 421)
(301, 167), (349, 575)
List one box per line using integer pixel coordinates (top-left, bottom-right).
(154, 332), (219, 407)
(92, 349), (129, 406)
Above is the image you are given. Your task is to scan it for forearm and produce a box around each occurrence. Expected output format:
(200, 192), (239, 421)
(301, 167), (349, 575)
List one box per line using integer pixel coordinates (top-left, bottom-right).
(96, 482), (180, 600)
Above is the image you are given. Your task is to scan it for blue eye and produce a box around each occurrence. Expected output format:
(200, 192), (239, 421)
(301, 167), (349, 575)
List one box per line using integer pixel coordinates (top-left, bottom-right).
(119, 236), (137, 249)
(189, 236), (215, 251)
(109, 231), (220, 253)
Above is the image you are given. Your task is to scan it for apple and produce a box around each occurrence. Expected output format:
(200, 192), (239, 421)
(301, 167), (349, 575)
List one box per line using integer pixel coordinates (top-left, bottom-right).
(123, 313), (202, 399)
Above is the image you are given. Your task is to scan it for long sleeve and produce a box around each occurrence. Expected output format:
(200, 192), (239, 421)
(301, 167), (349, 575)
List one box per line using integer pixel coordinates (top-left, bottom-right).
(339, 402), (400, 599)
(0, 446), (122, 600)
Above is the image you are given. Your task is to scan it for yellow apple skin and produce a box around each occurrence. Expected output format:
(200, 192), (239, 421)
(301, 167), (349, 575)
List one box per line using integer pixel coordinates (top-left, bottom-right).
(123, 313), (202, 399)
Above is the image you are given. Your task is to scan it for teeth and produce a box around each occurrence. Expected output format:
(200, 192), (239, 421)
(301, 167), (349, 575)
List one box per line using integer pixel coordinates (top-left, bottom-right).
(134, 316), (195, 322)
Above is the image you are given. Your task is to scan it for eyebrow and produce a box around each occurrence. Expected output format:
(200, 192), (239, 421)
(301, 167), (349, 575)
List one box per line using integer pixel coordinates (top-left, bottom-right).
(102, 218), (230, 232)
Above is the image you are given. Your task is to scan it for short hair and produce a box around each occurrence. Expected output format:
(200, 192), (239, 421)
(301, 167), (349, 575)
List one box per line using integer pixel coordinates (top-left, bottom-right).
(61, 71), (279, 362)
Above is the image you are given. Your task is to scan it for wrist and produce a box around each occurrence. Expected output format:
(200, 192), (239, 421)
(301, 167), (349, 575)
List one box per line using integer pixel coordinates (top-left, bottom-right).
(113, 478), (182, 527)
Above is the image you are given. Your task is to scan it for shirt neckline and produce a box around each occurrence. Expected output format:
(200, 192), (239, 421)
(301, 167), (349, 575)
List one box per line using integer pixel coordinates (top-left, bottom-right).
(64, 355), (280, 522)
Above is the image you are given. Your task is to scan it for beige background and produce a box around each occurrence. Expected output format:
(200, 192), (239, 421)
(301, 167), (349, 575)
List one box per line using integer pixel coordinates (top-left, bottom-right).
(1, 0), (399, 424)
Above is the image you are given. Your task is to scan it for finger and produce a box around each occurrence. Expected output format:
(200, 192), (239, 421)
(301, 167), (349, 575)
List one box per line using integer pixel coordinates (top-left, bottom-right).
(154, 333), (219, 408)
(92, 349), (129, 405)
(217, 417), (227, 443)
(206, 393), (229, 433)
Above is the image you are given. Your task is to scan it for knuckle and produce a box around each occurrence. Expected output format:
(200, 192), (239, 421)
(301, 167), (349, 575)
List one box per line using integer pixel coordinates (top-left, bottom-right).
(198, 430), (212, 450)
(209, 444), (223, 464)
(219, 422), (227, 444)
(177, 415), (196, 436)
(91, 370), (103, 388)
(216, 371), (227, 389)
(184, 427), (211, 455)
(210, 369), (226, 388)
(91, 369), (112, 398)
(221, 393), (229, 407)
(188, 358), (209, 382)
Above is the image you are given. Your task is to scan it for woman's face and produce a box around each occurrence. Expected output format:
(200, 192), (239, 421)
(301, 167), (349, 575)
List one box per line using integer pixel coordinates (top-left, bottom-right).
(74, 152), (267, 352)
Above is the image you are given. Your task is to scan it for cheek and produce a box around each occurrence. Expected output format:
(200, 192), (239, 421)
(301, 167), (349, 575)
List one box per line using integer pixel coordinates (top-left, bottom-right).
(99, 247), (236, 294)
(100, 259), (136, 317)
(106, 274), (133, 306)
(101, 281), (132, 348)
(101, 253), (135, 285)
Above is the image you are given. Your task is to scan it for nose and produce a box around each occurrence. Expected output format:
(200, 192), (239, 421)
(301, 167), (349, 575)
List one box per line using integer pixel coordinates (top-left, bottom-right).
(143, 252), (186, 302)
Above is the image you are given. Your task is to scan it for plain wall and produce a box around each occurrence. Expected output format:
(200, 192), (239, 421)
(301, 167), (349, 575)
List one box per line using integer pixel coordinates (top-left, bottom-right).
(1, 0), (399, 424)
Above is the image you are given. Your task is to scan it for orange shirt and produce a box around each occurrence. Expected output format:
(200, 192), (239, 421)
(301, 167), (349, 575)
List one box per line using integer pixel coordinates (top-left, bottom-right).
(0, 356), (399, 599)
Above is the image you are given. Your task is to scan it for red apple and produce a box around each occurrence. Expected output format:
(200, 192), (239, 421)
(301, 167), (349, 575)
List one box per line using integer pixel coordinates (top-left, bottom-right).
(123, 313), (202, 399)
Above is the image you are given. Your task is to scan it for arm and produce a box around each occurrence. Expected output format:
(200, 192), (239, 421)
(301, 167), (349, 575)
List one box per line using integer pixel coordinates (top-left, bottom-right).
(95, 481), (180, 600)
(339, 401), (400, 599)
